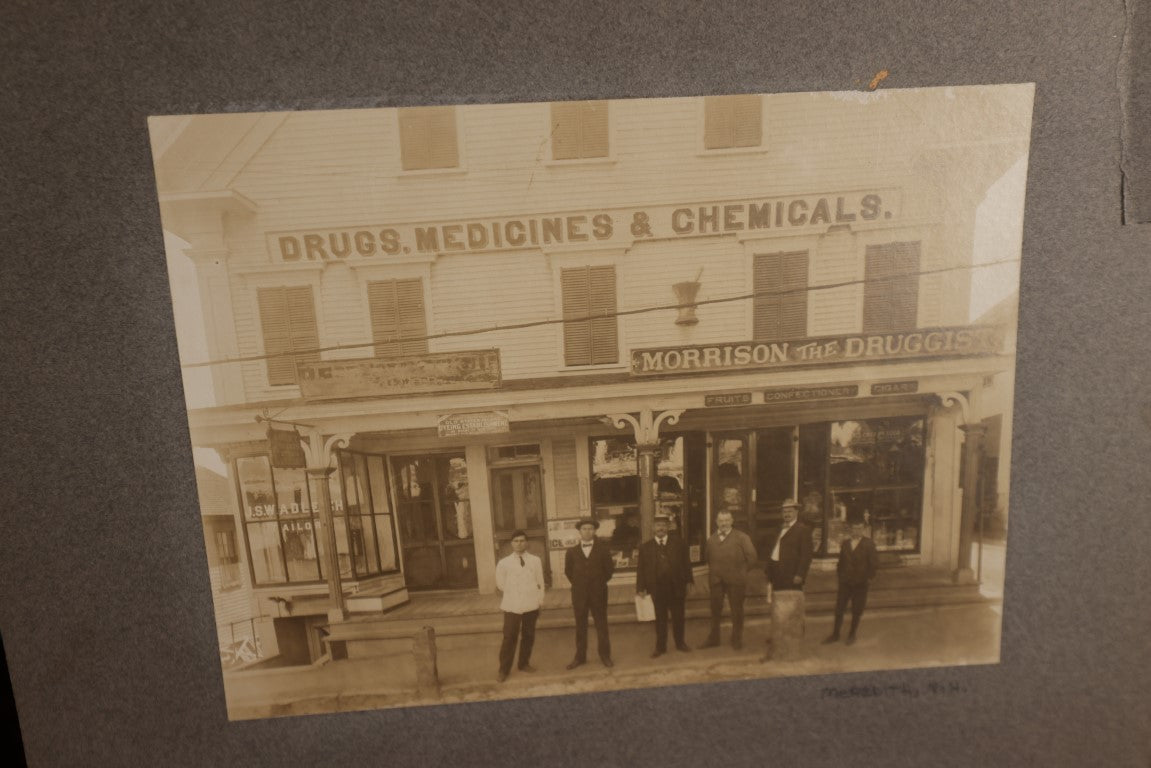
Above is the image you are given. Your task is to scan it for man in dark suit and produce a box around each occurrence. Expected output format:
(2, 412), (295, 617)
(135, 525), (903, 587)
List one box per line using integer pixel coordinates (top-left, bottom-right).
(766, 498), (813, 593)
(761, 498), (815, 662)
(564, 517), (615, 668)
(636, 514), (694, 657)
(825, 520), (879, 645)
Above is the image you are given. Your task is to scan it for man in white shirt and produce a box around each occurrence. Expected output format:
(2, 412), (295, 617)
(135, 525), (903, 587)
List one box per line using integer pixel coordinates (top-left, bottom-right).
(495, 530), (546, 682)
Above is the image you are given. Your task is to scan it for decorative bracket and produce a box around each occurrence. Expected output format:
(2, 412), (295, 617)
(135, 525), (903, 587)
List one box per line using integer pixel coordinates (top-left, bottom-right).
(300, 429), (354, 468)
(602, 408), (685, 449)
(936, 391), (970, 425)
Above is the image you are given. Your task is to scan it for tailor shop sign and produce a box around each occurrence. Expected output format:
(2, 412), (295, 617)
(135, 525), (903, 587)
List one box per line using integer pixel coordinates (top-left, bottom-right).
(267, 189), (898, 261)
(632, 326), (1004, 376)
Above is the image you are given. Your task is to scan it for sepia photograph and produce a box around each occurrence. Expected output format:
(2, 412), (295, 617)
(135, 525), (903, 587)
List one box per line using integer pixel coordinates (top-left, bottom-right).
(148, 84), (1034, 720)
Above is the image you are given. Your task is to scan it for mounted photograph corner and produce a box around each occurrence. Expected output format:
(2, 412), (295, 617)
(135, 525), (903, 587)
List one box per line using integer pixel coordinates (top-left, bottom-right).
(148, 84), (1034, 719)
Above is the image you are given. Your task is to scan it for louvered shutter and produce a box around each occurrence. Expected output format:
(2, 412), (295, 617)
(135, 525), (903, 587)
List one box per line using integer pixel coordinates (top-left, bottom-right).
(427, 108), (459, 169)
(399, 107), (458, 170)
(779, 251), (809, 337)
(551, 102), (581, 160)
(753, 253), (781, 340)
(754, 252), (808, 340)
(369, 279), (428, 357)
(864, 242), (920, 332)
(259, 286), (319, 386)
(890, 241), (920, 330)
(398, 109), (429, 171)
(587, 265), (618, 364)
(732, 95), (762, 148)
(579, 101), (609, 158)
(561, 268), (592, 366)
(704, 96), (734, 149)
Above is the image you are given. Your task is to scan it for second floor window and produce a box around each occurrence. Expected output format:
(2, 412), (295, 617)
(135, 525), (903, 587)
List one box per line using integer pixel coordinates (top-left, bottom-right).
(257, 285), (320, 386)
(753, 250), (809, 340)
(561, 265), (618, 366)
(863, 241), (921, 333)
(704, 94), (762, 150)
(550, 101), (609, 160)
(398, 106), (459, 171)
(368, 279), (429, 357)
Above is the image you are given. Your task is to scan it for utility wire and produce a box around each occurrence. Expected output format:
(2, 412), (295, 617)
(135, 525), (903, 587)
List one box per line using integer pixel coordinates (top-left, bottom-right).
(180, 257), (1020, 370)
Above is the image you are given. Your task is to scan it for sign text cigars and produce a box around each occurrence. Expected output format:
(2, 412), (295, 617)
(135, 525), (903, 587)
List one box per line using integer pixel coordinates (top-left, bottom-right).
(631, 326), (1003, 376)
(268, 190), (898, 262)
(298, 350), (501, 399)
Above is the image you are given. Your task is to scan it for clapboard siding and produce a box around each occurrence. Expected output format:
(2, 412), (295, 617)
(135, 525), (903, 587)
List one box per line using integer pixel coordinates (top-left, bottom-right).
(157, 87), (1031, 403)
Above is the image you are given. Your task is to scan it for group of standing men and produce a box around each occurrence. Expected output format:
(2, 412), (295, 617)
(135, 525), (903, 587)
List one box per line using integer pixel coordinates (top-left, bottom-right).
(494, 502), (880, 681)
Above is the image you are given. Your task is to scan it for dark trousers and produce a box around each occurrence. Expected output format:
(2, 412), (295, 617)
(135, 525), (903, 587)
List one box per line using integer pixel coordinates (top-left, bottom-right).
(651, 587), (686, 651)
(499, 610), (539, 674)
(572, 594), (611, 661)
(707, 580), (746, 644)
(832, 582), (870, 637)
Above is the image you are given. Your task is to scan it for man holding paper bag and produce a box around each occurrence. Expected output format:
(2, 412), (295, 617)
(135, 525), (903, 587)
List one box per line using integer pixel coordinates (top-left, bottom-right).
(636, 514), (694, 658)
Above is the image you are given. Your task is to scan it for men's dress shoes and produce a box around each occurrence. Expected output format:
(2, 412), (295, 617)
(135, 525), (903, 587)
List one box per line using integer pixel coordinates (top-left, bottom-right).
(497, 671), (509, 682)
(565, 659), (585, 670)
(601, 657), (615, 668)
(845, 635), (856, 646)
(651, 649), (666, 658)
(731, 639), (743, 651)
(700, 639), (720, 649)
(518, 664), (537, 673)
(822, 634), (840, 645)
(676, 643), (692, 652)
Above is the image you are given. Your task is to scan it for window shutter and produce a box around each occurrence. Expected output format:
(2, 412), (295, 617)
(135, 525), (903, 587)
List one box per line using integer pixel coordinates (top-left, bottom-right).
(399, 107), (458, 170)
(551, 102), (581, 160)
(732, 95), (762, 148)
(579, 101), (609, 158)
(779, 251), (808, 337)
(427, 108), (459, 169)
(753, 253), (781, 340)
(704, 96), (734, 150)
(864, 242), (920, 332)
(754, 251), (807, 340)
(587, 265), (618, 364)
(561, 268), (592, 366)
(259, 286), (319, 386)
(398, 109), (429, 171)
(369, 279), (428, 357)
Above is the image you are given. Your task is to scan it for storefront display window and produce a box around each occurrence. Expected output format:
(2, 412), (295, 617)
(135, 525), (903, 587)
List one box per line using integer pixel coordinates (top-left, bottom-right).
(235, 451), (400, 587)
(827, 417), (925, 553)
(591, 437), (640, 567)
(590, 434), (703, 567)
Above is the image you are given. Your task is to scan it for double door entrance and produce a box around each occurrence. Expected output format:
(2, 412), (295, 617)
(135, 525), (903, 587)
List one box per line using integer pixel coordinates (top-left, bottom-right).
(391, 453), (478, 590)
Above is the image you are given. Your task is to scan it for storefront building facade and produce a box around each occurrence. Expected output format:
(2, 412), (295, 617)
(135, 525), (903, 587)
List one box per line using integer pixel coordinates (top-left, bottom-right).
(155, 88), (1029, 657)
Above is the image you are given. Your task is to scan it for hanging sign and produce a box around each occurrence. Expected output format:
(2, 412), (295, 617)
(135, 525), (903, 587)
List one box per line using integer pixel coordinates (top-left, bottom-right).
(437, 411), (510, 437)
(267, 427), (307, 469)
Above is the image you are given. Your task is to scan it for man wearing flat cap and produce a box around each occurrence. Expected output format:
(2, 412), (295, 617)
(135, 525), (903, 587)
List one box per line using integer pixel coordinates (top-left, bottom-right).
(636, 514), (694, 657)
(564, 517), (615, 669)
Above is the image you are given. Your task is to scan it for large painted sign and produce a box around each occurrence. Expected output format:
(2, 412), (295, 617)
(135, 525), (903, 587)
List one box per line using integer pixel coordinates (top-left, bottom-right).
(268, 189), (899, 262)
(631, 326), (1004, 376)
(297, 350), (501, 399)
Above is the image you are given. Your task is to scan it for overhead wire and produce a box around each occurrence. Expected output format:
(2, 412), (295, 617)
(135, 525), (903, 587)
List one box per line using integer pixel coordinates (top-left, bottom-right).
(179, 256), (1021, 370)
